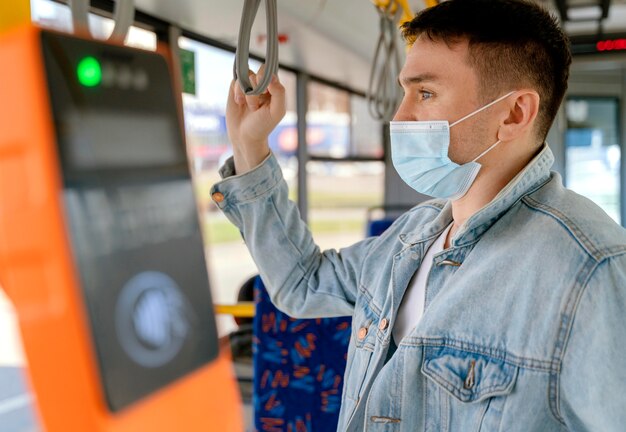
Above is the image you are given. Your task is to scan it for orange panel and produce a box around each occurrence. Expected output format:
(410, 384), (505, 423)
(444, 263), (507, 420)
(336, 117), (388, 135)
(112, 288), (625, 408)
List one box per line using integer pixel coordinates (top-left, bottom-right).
(0, 25), (243, 432)
(0, 0), (30, 33)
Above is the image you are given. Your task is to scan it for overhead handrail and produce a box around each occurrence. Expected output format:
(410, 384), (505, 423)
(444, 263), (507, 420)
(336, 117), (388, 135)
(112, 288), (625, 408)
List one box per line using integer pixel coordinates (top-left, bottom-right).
(367, 0), (404, 122)
(367, 0), (438, 121)
(69, 0), (135, 42)
(234, 0), (279, 96)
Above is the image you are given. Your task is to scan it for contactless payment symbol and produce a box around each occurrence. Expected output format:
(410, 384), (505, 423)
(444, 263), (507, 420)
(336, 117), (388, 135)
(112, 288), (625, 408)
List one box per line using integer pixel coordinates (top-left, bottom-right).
(115, 271), (190, 368)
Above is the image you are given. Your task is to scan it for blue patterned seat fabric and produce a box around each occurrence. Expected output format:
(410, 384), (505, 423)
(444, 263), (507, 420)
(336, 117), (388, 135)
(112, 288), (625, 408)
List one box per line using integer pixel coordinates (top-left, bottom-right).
(251, 211), (402, 431)
(253, 276), (352, 432)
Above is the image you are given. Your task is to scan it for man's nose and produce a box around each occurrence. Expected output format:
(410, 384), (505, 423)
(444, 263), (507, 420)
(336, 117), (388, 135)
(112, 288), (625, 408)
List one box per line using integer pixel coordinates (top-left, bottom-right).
(392, 97), (415, 121)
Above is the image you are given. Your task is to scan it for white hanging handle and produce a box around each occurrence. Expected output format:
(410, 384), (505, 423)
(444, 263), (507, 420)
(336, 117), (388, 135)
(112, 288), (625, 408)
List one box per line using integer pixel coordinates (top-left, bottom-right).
(69, 0), (135, 42)
(234, 0), (279, 96)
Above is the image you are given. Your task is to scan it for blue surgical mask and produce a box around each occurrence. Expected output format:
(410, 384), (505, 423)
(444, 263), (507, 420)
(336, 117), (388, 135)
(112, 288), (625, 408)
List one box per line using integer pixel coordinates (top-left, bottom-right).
(390, 91), (516, 200)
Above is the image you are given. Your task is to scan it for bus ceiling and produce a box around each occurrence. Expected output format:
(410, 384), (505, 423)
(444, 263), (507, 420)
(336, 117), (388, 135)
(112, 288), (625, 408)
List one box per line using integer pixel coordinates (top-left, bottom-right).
(29, 1), (626, 94)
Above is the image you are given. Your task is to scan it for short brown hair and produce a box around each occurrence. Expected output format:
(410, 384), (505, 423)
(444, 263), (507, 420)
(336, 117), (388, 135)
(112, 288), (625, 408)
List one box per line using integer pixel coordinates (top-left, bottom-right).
(401, 0), (572, 141)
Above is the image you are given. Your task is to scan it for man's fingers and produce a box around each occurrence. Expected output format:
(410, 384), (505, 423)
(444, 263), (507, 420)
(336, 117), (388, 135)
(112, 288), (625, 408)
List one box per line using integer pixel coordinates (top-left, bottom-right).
(244, 70), (261, 109)
(250, 65), (274, 108)
(233, 80), (247, 106)
(267, 74), (286, 119)
(256, 64), (267, 83)
(257, 64), (272, 105)
(257, 64), (272, 100)
(229, 79), (242, 106)
(233, 67), (278, 112)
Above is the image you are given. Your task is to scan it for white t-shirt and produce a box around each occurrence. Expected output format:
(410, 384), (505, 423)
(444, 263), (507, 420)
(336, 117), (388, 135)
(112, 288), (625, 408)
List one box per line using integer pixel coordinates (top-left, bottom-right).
(392, 224), (452, 344)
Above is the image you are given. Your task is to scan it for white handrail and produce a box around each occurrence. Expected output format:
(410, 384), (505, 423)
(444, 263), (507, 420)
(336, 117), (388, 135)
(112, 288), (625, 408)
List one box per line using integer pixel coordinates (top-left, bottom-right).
(234, 0), (279, 96)
(69, 0), (135, 42)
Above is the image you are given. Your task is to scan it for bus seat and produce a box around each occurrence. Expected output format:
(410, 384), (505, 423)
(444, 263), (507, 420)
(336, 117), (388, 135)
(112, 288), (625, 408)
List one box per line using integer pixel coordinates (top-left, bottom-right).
(250, 206), (407, 429)
(252, 276), (351, 432)
(366, 205), (413, 237)
(367, 219), (395, 237)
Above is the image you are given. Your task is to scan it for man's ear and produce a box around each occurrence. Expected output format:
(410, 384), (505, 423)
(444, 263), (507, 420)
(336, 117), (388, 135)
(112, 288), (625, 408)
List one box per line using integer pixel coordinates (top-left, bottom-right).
(497, 90), (540, 141)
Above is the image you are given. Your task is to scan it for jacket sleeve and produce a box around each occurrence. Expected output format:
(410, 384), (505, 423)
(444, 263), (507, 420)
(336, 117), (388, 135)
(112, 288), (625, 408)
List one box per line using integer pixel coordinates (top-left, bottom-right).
(209, 153), (377, 318)
(559, 252), (626, 430)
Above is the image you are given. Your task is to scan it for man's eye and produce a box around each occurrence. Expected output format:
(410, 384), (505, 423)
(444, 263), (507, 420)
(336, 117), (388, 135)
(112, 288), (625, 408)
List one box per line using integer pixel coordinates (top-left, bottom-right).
(420, 91), (433, 100)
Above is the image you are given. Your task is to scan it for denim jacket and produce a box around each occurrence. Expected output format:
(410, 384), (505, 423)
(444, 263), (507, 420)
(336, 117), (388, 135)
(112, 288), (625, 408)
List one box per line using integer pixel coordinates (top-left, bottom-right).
(211, 145), (626, 431)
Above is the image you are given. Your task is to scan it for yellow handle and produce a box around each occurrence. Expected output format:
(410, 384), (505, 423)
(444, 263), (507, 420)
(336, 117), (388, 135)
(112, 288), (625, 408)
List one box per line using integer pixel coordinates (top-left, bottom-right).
(372, 0), (393, 10)
(215, 302), (255, 318)
(395, 0), (414, 25)
(371, 0), (438, 27)
(0, 0), (31, 33)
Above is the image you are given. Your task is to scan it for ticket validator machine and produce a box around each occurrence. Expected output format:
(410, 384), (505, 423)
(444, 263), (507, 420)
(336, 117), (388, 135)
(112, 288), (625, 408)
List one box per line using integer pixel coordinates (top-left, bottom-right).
(0, 23), (242, 431)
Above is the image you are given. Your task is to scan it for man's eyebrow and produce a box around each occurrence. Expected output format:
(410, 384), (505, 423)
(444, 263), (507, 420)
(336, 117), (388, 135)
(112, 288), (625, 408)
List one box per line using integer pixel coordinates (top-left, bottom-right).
(397, 73), (440, 87)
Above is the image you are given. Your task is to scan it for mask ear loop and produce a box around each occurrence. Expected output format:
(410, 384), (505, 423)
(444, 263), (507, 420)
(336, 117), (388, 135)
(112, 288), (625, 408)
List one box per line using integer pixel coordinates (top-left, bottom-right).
(452, 90), (517, 163)
(471, 139), (502, 163)
(450, 90), (517, 128)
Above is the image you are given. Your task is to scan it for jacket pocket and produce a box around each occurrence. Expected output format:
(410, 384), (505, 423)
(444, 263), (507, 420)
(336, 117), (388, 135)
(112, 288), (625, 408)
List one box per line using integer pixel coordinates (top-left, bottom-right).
(421, 345), (519, 431)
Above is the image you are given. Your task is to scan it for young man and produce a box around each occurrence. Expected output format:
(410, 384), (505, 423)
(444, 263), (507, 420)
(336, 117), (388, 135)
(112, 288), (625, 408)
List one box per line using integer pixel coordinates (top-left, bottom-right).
(211, 0), (626, 430)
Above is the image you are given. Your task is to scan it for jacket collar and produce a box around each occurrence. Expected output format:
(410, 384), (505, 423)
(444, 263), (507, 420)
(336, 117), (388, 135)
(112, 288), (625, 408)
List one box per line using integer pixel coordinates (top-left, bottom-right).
(399, 144), (555, 247)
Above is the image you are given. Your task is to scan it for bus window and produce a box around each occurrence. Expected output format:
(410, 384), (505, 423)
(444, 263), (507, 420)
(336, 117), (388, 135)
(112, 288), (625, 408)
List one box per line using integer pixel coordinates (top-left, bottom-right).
(565, 97), (621, 223)
(306, 82), (385, 249)
(307, 160), (385, 250)
(307, 82), (384, 159)
(307, 81), (351, 158)
(352, 94), (386, 159)
(178, 36), (298, 335)
(31, 0), (157, 51)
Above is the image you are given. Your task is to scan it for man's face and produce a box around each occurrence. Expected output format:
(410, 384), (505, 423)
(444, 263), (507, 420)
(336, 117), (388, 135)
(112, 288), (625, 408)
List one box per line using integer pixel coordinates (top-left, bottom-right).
(395, 35), (499, 164)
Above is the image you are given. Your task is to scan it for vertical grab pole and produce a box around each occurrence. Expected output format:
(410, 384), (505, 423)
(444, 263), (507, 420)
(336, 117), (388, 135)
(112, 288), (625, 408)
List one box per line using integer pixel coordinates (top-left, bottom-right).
(296, 72), (309, 224)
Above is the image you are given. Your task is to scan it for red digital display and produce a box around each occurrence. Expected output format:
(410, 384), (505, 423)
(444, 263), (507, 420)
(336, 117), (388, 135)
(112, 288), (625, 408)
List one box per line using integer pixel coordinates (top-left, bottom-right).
(596, 39), (626, 51)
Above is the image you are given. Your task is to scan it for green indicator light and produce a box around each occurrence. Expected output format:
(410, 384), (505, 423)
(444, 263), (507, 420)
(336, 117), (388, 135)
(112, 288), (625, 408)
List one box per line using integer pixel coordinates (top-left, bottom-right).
(77, 56), (102, 87)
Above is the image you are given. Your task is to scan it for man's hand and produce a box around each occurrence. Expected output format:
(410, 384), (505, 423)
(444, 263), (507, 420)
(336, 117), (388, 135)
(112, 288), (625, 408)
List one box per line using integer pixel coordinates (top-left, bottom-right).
(226, 65), (286, 175)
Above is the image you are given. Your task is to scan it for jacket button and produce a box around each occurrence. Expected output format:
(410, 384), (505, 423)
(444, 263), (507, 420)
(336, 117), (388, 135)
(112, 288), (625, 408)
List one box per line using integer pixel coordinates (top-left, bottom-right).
(358, 327), (368, 340)
(378, 318), (389, 330)
(212, 192), (225, 203)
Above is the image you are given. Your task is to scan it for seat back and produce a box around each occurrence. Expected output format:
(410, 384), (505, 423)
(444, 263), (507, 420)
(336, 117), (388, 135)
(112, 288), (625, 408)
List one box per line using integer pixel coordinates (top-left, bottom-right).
(366, 205), (413, 237)
(252, 276), (351, 432)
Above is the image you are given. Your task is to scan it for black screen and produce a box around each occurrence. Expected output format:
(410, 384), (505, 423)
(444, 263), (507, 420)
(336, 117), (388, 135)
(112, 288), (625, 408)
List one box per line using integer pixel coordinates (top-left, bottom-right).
(63, 109), (181, 169)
